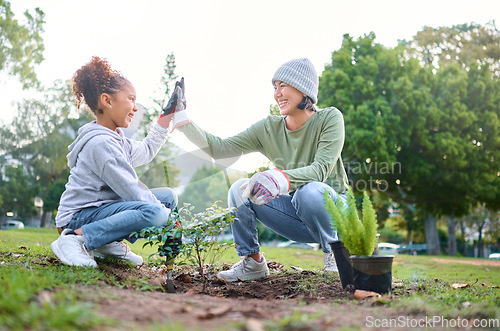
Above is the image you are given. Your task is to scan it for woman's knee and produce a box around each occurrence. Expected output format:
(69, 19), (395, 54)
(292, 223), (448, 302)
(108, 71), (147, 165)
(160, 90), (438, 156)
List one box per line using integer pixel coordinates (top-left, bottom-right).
(293, 182), (334, 211)
(228, 178), (248, 208)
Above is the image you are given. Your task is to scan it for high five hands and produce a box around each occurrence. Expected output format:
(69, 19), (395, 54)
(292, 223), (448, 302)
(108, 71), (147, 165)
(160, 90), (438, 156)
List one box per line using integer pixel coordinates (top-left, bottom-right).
(157, 77), (189, 129)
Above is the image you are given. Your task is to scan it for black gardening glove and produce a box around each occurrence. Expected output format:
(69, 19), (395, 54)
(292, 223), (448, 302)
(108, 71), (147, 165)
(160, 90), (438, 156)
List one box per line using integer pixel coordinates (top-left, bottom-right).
(162, 77), (186, 116)
(161, 220), (183, 261)
(163, 234), (182, 261)
(157, 78), (185, 128)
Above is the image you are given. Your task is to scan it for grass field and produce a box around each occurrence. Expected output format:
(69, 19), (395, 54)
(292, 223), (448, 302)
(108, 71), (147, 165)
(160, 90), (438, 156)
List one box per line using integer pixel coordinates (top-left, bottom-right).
(1, 228), (499, 330)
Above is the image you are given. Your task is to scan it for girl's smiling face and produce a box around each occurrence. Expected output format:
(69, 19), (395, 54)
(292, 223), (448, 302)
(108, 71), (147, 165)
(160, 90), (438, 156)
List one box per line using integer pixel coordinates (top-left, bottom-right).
(98, 83), (138, 131)
(274, 81), (305, 116)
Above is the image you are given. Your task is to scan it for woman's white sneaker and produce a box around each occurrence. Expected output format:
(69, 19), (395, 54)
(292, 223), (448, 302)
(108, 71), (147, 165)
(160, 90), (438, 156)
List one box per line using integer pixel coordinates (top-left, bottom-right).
(93, 241), (143, 266)
(50, 229), (97, 268)
(217, 254), (269, 282)
(324, 251), (338, 272)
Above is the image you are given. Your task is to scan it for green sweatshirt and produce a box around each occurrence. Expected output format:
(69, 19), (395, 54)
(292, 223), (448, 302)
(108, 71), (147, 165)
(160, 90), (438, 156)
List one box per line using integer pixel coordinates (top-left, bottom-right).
(178, 107), (349, 193)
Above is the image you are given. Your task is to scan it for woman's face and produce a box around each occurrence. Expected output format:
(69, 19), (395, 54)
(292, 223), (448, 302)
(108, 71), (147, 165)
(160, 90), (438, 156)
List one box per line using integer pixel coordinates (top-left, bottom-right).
(99, 83), (138, 131)
(274, 81), (305, 116)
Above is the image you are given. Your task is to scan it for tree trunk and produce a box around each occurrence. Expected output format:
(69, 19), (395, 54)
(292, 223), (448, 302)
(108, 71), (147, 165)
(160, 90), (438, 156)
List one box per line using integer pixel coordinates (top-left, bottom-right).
(406, 225), (412, 245)
(40, 210), (52, 228)
(459, 219), (468, 256)
(447, 217), (457, 256)
(424, 213), (441, 255)
(477, 220), (486, 258)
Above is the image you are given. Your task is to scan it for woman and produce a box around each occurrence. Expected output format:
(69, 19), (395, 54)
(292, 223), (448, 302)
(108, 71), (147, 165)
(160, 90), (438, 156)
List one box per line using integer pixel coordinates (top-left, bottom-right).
(172, 58), (349, 281)
(51, 56), (181, 267)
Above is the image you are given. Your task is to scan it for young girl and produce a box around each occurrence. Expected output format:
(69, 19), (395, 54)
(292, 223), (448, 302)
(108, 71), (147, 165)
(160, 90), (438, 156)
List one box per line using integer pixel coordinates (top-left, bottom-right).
(51, 56), (180, 267)
(171, 58), (349, 281)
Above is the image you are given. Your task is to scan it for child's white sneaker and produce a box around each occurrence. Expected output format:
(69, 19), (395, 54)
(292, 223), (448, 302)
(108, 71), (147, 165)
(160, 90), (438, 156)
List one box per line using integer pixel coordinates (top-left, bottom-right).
(50, 229), (97, 268)
(93, 241), (143, 266)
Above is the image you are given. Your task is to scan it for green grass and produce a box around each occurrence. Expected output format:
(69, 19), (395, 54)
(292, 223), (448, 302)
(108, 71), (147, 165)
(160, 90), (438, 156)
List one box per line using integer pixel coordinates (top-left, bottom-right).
(1, 228), (499, 330)
(393, 254), (500, 284)
(8, 228), (498, 284)
(0, 228), (115, 330)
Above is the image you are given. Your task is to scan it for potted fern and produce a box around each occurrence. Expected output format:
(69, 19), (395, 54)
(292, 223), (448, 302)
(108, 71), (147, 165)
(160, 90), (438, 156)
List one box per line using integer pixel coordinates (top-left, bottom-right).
(324, 188), (394, 294)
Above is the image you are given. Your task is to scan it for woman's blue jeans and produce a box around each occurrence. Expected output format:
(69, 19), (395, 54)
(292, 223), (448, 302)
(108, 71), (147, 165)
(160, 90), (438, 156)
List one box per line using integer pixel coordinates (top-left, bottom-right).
(66, 188), (177, 251)
(228, 179), (346, 256)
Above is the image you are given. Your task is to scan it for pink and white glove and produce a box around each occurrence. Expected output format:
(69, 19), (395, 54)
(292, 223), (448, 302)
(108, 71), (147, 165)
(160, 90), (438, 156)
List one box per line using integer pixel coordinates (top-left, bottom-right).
(241, 169), (291, 206)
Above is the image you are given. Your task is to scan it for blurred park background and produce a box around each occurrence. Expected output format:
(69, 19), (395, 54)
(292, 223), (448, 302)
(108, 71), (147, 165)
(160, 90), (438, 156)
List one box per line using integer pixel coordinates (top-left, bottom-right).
(0, 0), (499, 259)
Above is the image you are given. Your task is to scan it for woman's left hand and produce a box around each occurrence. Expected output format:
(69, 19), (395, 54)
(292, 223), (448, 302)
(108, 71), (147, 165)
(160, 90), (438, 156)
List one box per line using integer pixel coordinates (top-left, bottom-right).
(241, 169), (290, 205)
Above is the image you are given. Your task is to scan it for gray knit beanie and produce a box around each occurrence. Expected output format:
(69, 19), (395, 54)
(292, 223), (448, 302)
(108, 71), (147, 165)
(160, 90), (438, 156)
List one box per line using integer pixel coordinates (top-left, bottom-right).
(272, 58), (318, 104)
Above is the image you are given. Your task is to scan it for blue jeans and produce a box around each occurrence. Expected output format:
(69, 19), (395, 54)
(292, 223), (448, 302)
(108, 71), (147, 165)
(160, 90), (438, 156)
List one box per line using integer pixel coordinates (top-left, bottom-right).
(228, 179), (346, 256)
(66, 188), (177, 251)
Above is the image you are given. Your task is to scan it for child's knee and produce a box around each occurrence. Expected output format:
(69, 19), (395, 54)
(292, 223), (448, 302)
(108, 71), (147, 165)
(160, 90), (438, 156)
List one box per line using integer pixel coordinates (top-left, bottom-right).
(149, 205), (171, 228)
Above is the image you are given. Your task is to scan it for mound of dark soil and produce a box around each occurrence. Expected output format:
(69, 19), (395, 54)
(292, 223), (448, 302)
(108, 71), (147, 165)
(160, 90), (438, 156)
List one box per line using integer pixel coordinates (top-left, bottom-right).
(99, 259), (354, 301)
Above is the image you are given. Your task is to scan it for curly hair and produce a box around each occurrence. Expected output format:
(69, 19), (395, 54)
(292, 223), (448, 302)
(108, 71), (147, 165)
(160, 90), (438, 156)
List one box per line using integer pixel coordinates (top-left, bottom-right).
(71, 56), (130, 115)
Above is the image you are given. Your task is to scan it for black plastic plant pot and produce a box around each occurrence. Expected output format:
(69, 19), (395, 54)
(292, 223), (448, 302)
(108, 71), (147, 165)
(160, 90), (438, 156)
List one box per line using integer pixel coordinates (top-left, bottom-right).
(330, 241), (353, 289)
(350, 255), (394, 294)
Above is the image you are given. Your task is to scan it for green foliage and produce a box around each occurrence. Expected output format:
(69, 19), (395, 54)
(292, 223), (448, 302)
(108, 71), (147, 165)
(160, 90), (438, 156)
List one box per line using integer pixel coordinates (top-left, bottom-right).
(0, 165), (39, 220)
(0, 232), (114, 330)
(362, 191), (378, 255)
(319, 25), (500, 256)
(394, 279), (500, 320)
(0, 0), (45, 88)
(269, 103), (280, 115)
(0, 268), (112, 330)
(0, 80), (89, 225)
(138, 202), (234, 283)
(405, 21), (500, 76)
(1, 229), (499, 329)
(324, 188), (378, 256)
(136, 52), (180, 189)
(42, 179), (67, 213)
(139, 52), (178, 135)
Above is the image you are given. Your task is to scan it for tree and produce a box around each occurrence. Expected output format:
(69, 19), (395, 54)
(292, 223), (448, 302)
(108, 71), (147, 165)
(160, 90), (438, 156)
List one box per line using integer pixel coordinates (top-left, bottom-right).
(319, 26), (500, 255)
(136, 53), (180, 190)
(405, 21), (500, 76)
(0, 0), (45, 88)
(0, 165), (39, 222)
(464, 204), (500, 257)
(405, 23), (500, 253)
(0, 79), (90, 226)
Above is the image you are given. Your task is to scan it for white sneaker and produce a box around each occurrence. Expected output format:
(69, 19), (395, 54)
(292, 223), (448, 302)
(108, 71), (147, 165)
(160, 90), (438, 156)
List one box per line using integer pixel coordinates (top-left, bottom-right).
(324, 251), (338, 272)
(50, 229), (97, 268)
(93, 241), (143, 266)
(218, 254), (270, 282)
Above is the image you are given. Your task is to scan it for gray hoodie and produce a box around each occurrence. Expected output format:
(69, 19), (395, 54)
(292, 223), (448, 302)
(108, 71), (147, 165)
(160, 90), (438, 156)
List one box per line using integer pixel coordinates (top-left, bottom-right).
(55, 122), (169, 227)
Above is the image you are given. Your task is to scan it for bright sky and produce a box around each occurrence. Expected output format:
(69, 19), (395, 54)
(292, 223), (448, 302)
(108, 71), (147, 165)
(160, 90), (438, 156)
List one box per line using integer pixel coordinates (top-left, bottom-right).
(2, 0), (500, 172)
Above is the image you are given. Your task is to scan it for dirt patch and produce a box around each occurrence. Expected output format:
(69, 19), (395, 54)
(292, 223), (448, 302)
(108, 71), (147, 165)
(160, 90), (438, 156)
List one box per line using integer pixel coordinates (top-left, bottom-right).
(84, 260), (406, 330)
(431, 258), (500, 266)
(98, 259), (352, 301)
(93, 286), (397, 330)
